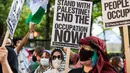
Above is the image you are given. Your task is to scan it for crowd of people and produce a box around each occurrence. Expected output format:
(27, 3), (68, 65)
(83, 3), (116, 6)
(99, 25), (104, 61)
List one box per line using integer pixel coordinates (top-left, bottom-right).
(0, 20), (126, 73)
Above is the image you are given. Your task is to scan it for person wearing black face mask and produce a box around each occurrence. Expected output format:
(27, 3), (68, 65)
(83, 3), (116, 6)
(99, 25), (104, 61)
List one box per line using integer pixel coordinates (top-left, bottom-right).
(32, 55), (37, 62)
(69, 36), (117, 73)
(0, 19), (18, 73)
(27, 46), (45, 73)
(69, 45), (98, 73)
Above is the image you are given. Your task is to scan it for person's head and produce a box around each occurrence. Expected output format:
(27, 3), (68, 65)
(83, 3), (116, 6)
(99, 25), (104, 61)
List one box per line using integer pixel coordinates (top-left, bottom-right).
(32, 46), (45, 63)
(79, 36), (106, 67)
(111, 56), (124, 69)
(13, 37), (22, 48)
(79, 36), (106, 52)
(49, 49), (64, 69)
(40, 50), (51, 67)
(79, 46), (96, 67)
(6, 38), (13, 47)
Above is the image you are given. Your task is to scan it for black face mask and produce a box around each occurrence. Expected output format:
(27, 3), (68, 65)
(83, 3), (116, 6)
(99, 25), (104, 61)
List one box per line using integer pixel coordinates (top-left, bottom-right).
(79, 49), (94, 61)
(32, 55), (37, 62)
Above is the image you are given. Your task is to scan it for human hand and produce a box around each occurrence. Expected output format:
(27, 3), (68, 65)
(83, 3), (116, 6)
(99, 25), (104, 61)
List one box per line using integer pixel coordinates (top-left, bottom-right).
(0, 47), (8, 64)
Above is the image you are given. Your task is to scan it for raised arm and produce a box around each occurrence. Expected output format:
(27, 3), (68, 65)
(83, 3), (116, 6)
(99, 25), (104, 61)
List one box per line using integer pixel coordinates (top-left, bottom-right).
(15, 24), (35, 54)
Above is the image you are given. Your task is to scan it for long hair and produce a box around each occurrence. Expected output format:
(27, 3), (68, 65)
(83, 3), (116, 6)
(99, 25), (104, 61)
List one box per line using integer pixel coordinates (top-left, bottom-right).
(49, 49), (64, 68)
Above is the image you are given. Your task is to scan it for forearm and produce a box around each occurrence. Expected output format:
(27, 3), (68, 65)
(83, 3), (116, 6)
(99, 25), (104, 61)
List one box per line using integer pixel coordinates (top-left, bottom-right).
(70, 52), (79, 64)
(16, 24), (35, 53)
(70, 51), (76, 59)
(63, 47), (79, 64)
(1, 61), (13, 73)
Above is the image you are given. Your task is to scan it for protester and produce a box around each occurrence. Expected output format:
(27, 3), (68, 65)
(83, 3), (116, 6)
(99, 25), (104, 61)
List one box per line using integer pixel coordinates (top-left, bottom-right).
(27, 46), (45, 73)
(34, 50), (51, 73)
(44, 49), (65, 73)
(6, 38), (13, 47)
(111, 56), (124, 73)
(13, 37), (22, 50)
(0, 19), (18, 73)
(69, 36), (117, 73)
(13, 37), (30, 73)
(0, 47), (13, 73)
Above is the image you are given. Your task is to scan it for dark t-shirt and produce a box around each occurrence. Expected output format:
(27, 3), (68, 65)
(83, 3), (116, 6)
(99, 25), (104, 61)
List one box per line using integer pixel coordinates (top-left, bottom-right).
(69, 67), (92, 73)
(69, 65), (117, 73)
(0, 46), (18, 73)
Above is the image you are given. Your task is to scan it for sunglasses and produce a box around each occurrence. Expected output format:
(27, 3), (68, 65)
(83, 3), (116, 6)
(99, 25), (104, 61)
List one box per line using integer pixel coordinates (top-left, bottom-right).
(52, 55), (61, 60)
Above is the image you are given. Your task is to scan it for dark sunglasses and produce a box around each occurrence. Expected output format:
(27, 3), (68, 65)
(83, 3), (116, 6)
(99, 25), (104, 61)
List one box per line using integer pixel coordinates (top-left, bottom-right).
(52, 55), (61, 60)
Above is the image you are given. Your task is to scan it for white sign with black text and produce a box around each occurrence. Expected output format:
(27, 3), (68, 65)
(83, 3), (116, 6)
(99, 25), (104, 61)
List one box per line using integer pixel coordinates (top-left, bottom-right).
(102, 0), (130, 27)
(6, 0), (25, 36)
(51, 0), (92, 48)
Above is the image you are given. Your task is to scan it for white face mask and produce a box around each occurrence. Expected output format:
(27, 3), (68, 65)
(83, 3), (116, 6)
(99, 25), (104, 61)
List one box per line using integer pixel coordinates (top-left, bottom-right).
(52, 58), (62, 69)
(118, 58), (124, 68)
(40, 58), (49, 67)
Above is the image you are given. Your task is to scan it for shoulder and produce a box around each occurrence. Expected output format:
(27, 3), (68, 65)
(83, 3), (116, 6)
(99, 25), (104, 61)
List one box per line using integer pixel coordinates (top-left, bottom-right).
(6, 47), (18, 73)
(6, 47), (16, 55)
(44, 68), (52, 73)
(102, 62), (117, 73)
(34, 65), (42, 72)
(6, 47), (17, 61)
(34, 66), (39, 73)
(69, 68), (83, 73)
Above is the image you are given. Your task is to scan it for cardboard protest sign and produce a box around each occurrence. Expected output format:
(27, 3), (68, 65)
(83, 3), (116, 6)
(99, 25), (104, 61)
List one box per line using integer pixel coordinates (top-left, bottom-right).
(6, 0), (25, 36)
(51, 0), (92, 48)
(102, 0), (130, 27)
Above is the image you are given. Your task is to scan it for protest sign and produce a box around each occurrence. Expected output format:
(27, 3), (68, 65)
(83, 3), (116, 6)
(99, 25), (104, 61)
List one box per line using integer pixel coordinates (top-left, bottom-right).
(102, 0), (130, 27)
(6, 0), (25, 36)
(123, 26), (130, 73)
(102, 0), (130, 73)
(51, 0), (92, 48)
(2, 30), (9, 47)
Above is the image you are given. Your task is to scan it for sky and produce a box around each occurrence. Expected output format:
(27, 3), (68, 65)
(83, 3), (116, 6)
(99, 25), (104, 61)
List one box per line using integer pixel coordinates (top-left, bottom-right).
(92, 16), (120, 36)
(91, 16), (122, 53)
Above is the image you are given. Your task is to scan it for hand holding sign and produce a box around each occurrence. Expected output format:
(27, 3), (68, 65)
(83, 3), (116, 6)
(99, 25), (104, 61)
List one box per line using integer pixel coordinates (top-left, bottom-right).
(15, 23), (35, 54)
(0, 47), (8, 64)
(0, 46), (13, 73)
(2, 0), (25, 48)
